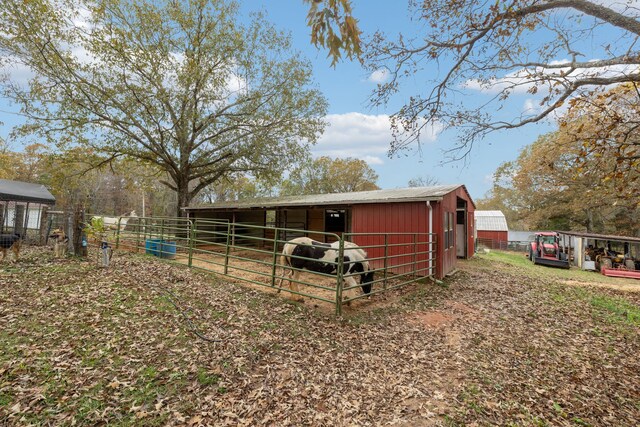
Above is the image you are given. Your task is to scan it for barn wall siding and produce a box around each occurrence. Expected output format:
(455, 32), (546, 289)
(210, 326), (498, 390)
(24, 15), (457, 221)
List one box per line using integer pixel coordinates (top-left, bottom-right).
(186, 186), (476, 280)
(436, 187), (476, 277)
(477, 230), (508, 242)
(439, 193), (457, 277)
(351, 202), (432, 276)
(468, 211), (475, 259)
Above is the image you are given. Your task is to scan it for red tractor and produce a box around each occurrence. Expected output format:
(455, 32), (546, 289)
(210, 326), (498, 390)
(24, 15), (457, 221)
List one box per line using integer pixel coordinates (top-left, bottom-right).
(529, 232), (570, 269)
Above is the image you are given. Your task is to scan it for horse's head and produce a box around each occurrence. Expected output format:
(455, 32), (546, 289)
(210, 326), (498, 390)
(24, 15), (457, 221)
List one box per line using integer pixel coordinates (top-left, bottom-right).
(337, 251), (374, 295)
(360, 267), (374, 295)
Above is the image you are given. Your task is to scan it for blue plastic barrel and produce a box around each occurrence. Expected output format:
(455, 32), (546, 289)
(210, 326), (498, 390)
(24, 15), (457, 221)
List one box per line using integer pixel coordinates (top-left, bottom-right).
(160, 241), (177, 259)
(145, 239), (162, 256)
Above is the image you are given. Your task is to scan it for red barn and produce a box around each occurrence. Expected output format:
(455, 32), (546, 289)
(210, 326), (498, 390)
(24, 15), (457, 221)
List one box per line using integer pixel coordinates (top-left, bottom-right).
(475, 210), (509, 249)
(184, 185), (475, 279)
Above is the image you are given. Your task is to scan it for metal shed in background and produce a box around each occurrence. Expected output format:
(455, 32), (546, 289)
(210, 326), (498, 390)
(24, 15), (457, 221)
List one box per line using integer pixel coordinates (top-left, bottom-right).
(184, 185), (476, 279)
(0, 179), (56, 239)
(475, 210), (509, 249)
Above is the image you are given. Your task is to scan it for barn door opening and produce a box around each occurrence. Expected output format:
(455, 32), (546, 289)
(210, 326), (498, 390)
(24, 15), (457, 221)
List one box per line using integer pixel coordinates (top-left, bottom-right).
(325, 209), (347, 242)
(456, 198), (467, 258)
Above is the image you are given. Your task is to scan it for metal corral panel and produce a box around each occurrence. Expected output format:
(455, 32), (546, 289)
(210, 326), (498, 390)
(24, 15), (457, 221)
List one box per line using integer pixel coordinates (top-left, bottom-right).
(350, 202), (431, 276)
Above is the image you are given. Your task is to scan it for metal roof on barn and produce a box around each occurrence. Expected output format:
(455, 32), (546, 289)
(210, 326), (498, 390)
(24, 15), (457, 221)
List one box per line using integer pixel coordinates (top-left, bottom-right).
(475, 210), (509, 231)
(0, 179), (56, 204)
(558, 230), (640, 244)
(184, 185), (473, 211)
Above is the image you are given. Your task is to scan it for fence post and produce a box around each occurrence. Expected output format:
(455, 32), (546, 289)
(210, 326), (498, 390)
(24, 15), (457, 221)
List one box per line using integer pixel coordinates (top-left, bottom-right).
(383, 234), (388, 290)
(432, 235), (437, 277)
(270, 229), (280, 287)
(158, 218), (164, 258)
(115, 217), (122, 249)
(73, 205), (87, 257)
(412, 233), (417, 279)
(135, 216), (140, 252)
(224, 222), (231, 275)
(188, 219), (195, 268)
(335, 237), (345, 317)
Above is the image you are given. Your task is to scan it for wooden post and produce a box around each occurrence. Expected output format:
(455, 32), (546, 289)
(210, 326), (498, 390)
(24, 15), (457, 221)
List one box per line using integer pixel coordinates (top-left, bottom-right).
(73, 204), (87, 257)
(39, 206), (50, 245)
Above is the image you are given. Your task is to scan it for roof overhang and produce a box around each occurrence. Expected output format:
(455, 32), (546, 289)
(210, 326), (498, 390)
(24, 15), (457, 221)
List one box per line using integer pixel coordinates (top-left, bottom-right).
(0, 179), (56, 205)
(183, 185), (470, 212)
(558, 231), (640, 245)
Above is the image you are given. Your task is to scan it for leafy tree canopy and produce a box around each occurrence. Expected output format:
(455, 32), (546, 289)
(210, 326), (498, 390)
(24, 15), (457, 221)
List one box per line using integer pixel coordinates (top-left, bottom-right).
(559, 82), (640, 193)
(306, 1), (640, 160)
(480, 128), (640, 234)
(0, 0), (328, 216)
(280, 156), (380, 196)
(407, 175), (439, 187)
(303, 0), (362, 66)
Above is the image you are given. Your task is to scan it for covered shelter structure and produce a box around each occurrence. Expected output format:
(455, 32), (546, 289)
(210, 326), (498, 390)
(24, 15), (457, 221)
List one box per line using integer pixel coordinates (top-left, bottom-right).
(558, 231), (640, 278)
(0, 179), (56, 239)
(183, 185), (476, 279)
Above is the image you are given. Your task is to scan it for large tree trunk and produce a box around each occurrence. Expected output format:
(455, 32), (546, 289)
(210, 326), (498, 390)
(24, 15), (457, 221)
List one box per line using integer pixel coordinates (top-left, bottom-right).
(176, 183), (193, 218)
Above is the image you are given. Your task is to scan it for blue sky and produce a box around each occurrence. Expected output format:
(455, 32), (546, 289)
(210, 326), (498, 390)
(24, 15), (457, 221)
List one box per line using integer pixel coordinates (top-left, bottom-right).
(2, 1), (622, 202)
(238, 1), (558, 201)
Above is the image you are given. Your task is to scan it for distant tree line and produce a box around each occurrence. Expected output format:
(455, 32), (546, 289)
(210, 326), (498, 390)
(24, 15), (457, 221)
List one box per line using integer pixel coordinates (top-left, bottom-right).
(477, 85), (640, 236)
(0, 142), (381, 215)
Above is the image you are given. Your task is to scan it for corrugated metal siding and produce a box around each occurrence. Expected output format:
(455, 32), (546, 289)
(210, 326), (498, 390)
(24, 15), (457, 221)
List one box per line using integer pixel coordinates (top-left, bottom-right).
(438, 194), (455, 277)
(475, 211), (509, 231)
(351, 202), (431, 276)
(477, 230), (508, 242)
(437, 187), (475, 278)
(307, 209), (325, 242)
(468, 211), (475, 259)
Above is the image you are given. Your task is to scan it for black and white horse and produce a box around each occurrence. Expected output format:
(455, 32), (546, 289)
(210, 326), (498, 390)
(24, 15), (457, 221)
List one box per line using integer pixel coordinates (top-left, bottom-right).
(277, 237), (374, 301)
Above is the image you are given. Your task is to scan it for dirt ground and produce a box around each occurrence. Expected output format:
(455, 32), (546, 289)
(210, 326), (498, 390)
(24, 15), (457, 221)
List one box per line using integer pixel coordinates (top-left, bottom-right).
(1, 246), (639, 426)
(129, 244), (421, 314)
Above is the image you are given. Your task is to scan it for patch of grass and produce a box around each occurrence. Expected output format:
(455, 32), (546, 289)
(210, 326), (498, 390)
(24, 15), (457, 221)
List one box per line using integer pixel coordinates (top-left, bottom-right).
(346, 306), (394, 326)
(76, 395), (105, 422)
(589, 294), (640, 325)
(196, 368), (220, 386)
(476, 251), (632, 286)
(547, 284), (640, 326)
(141, 366), (159, 380)
(0, 392), (13, 407)
(152, 295), (177, 313)
(552, 401), (567, 418)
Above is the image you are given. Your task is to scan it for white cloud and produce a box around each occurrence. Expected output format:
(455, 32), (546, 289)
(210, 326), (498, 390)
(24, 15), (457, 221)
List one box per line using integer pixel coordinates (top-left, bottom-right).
(522, 98), (542, 115)
(591, 0), (640, 13)
(368, 69), (389, 84)
(463, 61), (638, 96)
(313, 112), (442, 166)
(0, 60), (35, 85)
